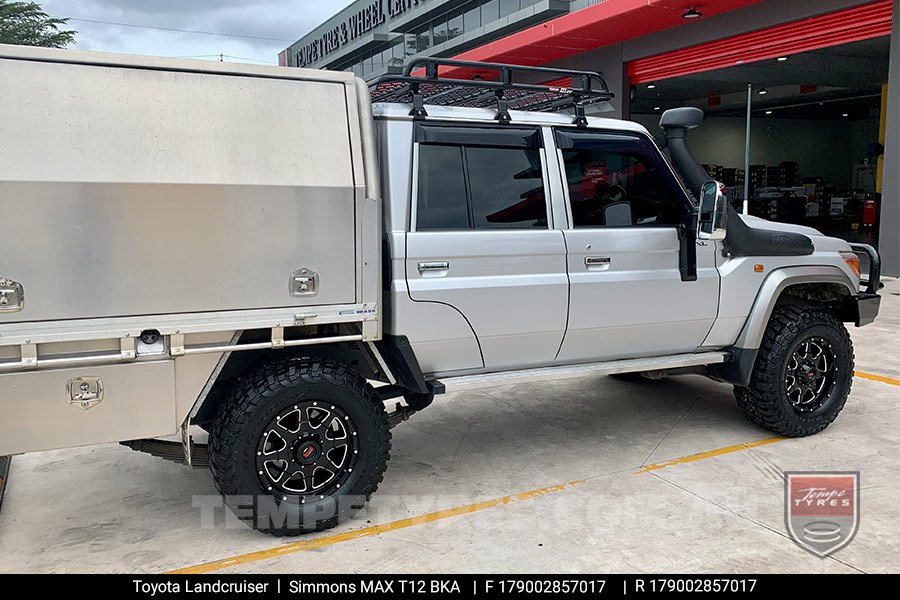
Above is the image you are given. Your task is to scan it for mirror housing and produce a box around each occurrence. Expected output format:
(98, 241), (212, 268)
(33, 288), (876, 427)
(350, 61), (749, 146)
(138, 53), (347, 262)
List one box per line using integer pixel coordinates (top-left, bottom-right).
(697, 181), (728, 241)
(659, 107), (704, 130)
(603, 201), (633, 227)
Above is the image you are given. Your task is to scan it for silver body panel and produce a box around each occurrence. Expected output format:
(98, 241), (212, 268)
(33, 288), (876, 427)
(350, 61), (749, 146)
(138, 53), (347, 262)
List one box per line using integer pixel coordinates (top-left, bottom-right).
(405, 229), (569, 370)
(441, 351), (729, 393)
(558, 227), (718, 361)
(1, 183), (357, 320)
(0, 53), (367, 322)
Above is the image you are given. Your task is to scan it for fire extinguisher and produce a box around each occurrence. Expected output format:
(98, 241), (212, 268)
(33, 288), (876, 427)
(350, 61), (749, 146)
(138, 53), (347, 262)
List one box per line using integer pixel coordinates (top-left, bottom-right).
(863, 197), (877, 228)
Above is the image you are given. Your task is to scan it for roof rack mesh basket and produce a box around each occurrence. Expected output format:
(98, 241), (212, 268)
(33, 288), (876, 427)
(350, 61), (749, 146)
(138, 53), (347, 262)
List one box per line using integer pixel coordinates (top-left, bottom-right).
(369, 58), (614, 126)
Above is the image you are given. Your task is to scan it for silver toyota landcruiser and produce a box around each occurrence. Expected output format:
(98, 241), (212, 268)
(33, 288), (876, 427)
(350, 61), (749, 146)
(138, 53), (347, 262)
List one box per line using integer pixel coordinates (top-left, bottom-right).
(0, 47), (881, 535)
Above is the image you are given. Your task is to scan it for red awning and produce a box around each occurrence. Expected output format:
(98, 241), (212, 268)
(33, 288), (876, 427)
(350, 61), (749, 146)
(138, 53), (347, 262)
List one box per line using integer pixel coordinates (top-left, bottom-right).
(450, 0), (766, 68)
(629, 0), (894, 83)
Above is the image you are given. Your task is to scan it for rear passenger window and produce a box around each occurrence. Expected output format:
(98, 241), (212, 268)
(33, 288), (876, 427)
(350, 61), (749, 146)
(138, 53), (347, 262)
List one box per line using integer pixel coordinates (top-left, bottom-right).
(414, 124), (547, 231)
(417, 145), (469, 230)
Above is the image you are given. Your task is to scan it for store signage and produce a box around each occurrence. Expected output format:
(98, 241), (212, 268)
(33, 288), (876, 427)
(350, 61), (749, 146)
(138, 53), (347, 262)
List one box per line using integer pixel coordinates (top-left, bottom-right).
(295, 0), (421, 67)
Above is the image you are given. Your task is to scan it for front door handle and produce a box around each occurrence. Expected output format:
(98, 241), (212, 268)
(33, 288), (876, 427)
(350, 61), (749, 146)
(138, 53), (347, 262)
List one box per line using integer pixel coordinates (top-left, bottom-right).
(418, 261), (450, 272)
(585, 256), (611, 271)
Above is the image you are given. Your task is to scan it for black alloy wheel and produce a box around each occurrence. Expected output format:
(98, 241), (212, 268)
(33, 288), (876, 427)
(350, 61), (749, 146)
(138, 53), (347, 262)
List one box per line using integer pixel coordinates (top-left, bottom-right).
(256, 401), (358, 499)
(784, 336), (837, 413)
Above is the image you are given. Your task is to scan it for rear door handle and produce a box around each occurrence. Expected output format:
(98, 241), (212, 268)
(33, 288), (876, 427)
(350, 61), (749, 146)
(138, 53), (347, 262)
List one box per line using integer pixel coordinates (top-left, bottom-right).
(418, 261), (450, 272)
(585, 256), (611, 270)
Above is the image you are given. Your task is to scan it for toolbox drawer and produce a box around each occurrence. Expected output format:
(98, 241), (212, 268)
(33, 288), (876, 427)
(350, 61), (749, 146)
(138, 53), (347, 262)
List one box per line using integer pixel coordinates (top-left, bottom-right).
(0, 360), (176, 455)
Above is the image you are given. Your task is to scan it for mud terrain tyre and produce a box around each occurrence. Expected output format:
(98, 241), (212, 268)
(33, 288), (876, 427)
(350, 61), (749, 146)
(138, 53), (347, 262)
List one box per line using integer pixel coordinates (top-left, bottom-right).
(734, 304), (853, 437)
(209, 358), (390, 536)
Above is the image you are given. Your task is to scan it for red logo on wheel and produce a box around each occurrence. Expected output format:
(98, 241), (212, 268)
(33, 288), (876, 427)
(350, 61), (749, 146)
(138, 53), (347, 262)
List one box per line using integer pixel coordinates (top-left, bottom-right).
(302, 446), (315, 459)
(785, 472), (859, 557)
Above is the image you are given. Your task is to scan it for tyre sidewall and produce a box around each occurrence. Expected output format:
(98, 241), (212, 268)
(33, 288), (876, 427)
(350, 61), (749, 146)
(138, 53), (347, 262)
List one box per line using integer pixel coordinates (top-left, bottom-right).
(212, 362), (387, 533)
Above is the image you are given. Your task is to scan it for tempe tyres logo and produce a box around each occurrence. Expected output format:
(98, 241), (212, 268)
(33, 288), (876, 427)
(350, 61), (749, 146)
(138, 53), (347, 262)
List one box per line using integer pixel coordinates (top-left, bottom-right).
(785, 472), (859, 557)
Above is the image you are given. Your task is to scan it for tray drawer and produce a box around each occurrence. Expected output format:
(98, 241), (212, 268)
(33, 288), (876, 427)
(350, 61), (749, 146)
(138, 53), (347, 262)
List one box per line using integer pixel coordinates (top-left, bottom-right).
(0, 360), (176, 455)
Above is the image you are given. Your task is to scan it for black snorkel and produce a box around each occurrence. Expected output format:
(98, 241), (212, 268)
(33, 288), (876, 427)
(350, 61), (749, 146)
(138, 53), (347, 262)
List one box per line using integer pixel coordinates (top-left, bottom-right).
(656, 107), (709, 200)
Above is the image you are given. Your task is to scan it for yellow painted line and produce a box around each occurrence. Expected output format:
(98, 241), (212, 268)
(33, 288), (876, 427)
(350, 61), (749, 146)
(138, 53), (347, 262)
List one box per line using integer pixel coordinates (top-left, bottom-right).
(166, 479), (587, 574)
(165, 369), (900, 574)
(855, 371), (900, 386)
(635, 436), (786, 474)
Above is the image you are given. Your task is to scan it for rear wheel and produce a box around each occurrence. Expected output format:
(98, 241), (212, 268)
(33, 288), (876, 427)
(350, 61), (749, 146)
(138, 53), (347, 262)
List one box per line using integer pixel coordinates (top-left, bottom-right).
(209, 358), (390, 536)
(734, 304), (853, 437)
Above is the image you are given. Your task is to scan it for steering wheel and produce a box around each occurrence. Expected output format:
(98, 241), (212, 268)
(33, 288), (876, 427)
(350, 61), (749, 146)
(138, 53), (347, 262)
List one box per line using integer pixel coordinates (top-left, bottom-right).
(601, 184), (627, 205)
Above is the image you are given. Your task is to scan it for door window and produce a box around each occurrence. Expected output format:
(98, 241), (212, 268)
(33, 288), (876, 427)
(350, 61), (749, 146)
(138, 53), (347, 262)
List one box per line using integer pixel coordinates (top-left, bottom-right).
(415, 126), (547, 231)
(466, 147), (546, 229)
(559, 134), (688, 228)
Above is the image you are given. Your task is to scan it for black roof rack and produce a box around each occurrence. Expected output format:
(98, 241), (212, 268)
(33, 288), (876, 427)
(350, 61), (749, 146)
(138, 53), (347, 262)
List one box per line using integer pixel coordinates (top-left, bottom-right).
(369, 58), (614, 127)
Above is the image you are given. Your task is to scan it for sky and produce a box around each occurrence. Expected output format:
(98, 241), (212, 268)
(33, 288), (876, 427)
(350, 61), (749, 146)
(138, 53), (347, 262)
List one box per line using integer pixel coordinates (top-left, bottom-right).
(40, 0), (352, 65)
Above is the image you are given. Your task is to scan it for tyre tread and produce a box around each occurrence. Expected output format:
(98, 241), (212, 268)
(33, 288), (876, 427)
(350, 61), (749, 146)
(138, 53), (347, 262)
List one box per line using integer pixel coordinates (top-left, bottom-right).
(734, 304), (853, 437)
(209, 357), (391, 536)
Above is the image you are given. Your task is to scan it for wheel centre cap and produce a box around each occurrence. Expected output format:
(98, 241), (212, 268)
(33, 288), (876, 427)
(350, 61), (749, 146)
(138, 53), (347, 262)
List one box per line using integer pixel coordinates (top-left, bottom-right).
(296, 441), (321, 464)
(799, 364), (816, 382)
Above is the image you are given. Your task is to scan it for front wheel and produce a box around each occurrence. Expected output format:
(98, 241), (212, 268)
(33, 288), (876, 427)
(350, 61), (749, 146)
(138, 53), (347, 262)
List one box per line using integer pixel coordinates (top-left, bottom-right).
(209, 358), (391, 536)
(734, 304), (854, 437)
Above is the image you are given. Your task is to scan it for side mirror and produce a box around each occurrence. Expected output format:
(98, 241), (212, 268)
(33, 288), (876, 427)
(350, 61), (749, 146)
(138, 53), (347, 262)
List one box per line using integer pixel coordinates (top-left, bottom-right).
(603, 201), (633, 227)
(697, 180), (727, 241)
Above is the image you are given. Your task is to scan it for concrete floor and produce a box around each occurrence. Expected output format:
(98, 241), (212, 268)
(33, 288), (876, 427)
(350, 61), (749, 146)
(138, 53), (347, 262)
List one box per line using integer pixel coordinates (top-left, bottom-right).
(1, 281), (898, 574)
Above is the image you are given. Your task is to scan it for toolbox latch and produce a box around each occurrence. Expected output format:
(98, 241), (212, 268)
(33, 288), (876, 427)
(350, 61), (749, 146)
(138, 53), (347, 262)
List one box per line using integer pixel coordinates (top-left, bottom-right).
(290, 268), (319, 297)
(0, 277), (23, 313)
(67, 377), (104, 410)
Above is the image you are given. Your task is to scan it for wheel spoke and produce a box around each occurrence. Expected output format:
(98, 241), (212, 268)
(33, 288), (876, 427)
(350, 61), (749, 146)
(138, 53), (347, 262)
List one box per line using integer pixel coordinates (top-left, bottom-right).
(306, 406), (331, 429)
(325, 415), (348, 441)
(801, 387), (815, 405)
(261, 430), (287, 456)
(282, 470), (308, 493)
(785, 375), (799, 394)
(325, 443), (350, 469)
(276, 408), (302, 433)
(813, 376), (828, 396)
(263, 459), (289, 483)
(310, 465), (336, 490)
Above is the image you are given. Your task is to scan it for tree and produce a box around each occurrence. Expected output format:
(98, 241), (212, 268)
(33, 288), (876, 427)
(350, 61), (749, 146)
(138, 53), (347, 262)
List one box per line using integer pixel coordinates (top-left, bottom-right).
(0, 1), (76, 48)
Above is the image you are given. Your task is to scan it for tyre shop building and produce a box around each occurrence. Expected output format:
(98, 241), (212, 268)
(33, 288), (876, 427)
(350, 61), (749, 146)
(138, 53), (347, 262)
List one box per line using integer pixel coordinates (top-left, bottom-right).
(282, 0), (900, 277)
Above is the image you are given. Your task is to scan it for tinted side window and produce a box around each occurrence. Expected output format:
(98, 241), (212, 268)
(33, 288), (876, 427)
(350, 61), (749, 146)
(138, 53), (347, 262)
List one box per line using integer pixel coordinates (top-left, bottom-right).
(466, 147), (546, 229)
(417, 145), (469, 230)
(562, 141), (687, 228)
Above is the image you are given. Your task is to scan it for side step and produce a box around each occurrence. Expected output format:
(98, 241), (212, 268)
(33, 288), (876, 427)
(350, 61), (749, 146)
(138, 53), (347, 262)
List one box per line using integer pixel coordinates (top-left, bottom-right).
(0, 455), (10, 513)
(437, 351), (729, 393)
(121, 438), (209, 469)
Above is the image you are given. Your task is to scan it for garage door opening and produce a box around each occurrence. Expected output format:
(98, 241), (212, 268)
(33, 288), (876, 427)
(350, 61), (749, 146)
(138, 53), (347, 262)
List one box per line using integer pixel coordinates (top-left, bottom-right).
(631, 36), (890, 247)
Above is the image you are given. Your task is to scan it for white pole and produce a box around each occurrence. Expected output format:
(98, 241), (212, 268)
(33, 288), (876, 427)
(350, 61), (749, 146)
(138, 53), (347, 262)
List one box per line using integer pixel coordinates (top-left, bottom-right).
(743, 83), (752, 215)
